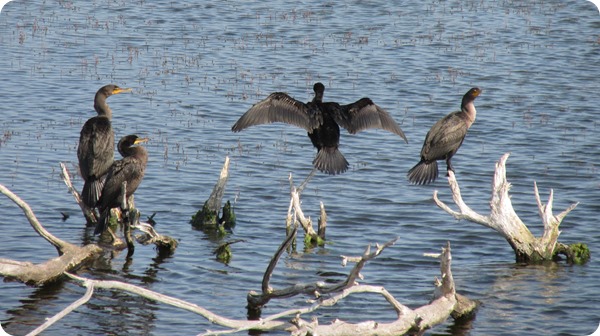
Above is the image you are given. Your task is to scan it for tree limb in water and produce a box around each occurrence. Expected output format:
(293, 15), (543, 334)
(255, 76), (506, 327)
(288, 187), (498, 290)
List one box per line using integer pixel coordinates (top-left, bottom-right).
(0, 184), (102, 285)
(26, 240), (474, 336)
(433, 152), (584, 263)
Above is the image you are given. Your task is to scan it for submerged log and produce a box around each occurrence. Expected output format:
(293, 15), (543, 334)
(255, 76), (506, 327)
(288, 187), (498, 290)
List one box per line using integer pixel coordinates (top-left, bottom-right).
(433, 153), (587, 263)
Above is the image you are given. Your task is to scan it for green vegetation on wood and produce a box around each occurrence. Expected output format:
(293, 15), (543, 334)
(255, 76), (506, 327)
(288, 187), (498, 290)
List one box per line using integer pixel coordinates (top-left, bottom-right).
(568, 242), (590, 265)
(190, 200), (236, 231)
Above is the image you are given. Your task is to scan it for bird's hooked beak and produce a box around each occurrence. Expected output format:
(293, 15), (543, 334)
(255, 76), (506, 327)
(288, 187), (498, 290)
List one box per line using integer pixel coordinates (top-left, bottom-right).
(133, 137), (149, 145)
(113, 87), (133, 95)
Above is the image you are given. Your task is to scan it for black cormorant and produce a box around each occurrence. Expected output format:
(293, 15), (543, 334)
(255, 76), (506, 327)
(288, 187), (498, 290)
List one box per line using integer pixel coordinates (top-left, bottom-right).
(94, 135), (148, 235)
(232, 82), (408, 175)
(407, 87), (482, 185)
(78, 84), (131, 208)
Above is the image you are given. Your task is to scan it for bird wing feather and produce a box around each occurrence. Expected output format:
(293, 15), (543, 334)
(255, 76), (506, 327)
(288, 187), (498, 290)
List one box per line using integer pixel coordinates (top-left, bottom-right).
(332, 98), (408, 143)
(99, 157), (145, 210)
(77, 117), (114, 179)
(232, 92), (321, 132)
(421, 112), (469, 160)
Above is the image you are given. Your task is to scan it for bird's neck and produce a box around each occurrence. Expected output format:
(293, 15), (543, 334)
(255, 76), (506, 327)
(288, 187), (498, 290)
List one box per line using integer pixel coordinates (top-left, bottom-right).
(94, 96), (112, 119)
(121, 147), (148, 163)
(461, 101), (477, 125)
(312, 92), (323, 103)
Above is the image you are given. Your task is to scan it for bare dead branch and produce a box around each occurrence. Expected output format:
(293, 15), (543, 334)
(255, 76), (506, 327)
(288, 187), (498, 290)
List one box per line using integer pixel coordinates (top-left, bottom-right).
(59, 162), (97, 224)
(261, 225), (298, 295)
(248, 238), (398, 310)
(14, 237), (473, 336)
(206, 156), (230, 213)
(433, 153), (580, 262)
(0, 184), (68, 253)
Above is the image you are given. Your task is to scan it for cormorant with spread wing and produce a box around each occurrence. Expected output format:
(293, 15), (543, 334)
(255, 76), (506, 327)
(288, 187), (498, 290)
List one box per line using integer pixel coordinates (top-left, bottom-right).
(232, 82), (408, 175)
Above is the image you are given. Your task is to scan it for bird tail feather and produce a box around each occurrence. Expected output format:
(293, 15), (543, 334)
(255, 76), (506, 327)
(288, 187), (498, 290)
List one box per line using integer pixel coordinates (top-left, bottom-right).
(407, 160), (439, 185)
(313, 148), (349, 175)
(81, 175), (106, 208)
(94, 208), (110, 235)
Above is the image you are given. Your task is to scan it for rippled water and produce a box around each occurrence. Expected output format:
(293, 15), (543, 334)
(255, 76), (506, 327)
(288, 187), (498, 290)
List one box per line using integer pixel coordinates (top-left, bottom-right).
(0, 1), (599, 335)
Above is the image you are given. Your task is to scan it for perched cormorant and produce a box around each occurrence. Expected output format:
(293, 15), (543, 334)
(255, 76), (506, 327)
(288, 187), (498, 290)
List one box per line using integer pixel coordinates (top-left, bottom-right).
(78, 84), (131, 208)
(407, 87), (482, 185)
(232, 82), (408, 175)
(94, 135), (148, 235)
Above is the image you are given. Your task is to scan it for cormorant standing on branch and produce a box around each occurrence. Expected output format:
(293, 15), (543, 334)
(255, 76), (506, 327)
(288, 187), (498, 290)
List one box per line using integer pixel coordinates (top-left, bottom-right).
(94, 135), (148, 235)
(78, 84), (132, 208)
(407, 87), (482, 185)
(232, 82), (408, 175)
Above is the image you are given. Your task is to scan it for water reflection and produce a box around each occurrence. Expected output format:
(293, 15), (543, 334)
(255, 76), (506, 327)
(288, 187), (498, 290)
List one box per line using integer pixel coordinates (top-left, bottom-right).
(4, 281), (66, 336)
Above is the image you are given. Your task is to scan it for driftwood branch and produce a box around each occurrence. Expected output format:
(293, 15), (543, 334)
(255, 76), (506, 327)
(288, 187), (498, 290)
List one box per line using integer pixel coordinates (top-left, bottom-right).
(59, 162), (97, 224)
(287, 173), (325, 245)
(0, 184), (102, 285)
(23, 239), (473, 336)
(433, 153), (582, 263)
(0, 174), (177, 285)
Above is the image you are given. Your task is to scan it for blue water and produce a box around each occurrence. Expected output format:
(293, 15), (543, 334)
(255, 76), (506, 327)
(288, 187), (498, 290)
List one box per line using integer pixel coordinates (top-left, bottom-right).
(0, 0), (599, 335)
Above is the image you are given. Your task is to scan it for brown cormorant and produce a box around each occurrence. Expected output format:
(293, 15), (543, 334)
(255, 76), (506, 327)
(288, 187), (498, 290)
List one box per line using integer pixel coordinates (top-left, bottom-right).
(407, 87), (482, 185)
(94, 135), (148, 235)
(78, 84), (131, 208)
(232, 82), (408, 175)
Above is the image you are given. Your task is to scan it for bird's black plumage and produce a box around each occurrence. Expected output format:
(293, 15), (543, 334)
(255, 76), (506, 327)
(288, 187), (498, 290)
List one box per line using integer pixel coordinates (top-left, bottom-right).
(407, 87), (482, 185)
(232, 82), (408, 175)
(94, 135), (148, 235)
(78, 84), (131, 208)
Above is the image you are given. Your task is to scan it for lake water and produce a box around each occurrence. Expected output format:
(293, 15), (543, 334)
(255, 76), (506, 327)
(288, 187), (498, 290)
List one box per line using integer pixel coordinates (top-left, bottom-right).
(0, 0), (599, 335)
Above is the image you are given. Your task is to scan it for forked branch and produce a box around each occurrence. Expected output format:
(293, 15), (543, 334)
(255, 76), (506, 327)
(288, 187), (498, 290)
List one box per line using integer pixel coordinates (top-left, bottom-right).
(433, 153), (582, 263)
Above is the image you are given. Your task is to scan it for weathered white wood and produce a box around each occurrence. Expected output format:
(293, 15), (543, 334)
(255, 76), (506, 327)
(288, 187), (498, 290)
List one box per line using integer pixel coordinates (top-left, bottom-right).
(205, 156), (230, 213)
(40, 240), (469, 336)
(433, 153), (579, 262)
(59, 162), (97, 223)
(0, 184), (102, 285)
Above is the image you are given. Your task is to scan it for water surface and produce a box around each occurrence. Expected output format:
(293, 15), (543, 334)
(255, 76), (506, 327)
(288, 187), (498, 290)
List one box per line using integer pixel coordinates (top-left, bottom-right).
(0, 1), (599, 335)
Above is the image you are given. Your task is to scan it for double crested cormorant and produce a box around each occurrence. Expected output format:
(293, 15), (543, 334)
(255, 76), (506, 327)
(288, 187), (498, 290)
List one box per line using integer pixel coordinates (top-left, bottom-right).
(78, 84), (131, 208)
(407, 87), (482, 185)
(232, 82), (408, 175)
(94, 135), (149, 235)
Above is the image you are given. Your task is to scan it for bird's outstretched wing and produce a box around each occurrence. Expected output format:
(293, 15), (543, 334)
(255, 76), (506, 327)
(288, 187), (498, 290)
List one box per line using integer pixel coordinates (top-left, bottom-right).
(331, 98), (408, 143)
(232, 92), (321, 132)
